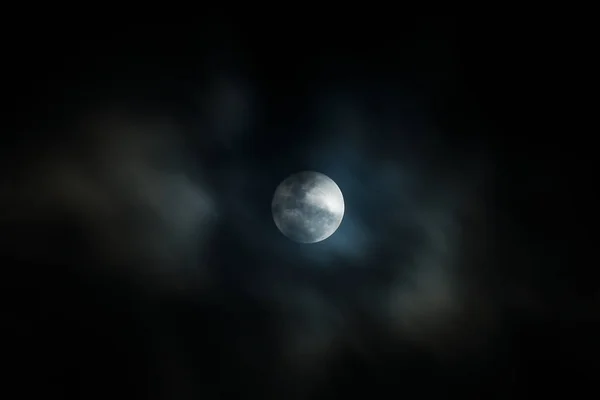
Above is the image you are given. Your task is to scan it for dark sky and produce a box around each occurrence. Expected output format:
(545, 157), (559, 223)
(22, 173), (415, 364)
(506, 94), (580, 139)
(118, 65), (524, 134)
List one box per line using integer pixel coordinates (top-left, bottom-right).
(4, 16), (594, 399)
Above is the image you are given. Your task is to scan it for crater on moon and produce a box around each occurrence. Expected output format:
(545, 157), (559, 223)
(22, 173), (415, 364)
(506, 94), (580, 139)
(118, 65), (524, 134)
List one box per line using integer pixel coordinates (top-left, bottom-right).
(272, 171), (345, 243)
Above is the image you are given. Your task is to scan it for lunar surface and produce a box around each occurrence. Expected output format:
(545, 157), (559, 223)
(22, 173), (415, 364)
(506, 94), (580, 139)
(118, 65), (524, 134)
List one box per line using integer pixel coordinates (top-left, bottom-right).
(272, 171), (345, 243)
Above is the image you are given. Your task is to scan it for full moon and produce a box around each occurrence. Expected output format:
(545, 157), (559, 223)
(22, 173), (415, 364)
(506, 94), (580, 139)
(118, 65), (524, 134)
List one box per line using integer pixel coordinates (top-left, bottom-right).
(272, 171), (345, 243)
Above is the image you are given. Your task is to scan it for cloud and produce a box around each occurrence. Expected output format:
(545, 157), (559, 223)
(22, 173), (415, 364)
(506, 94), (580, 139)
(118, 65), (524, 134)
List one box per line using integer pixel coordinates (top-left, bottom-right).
(255, 93), (499, 383)
(6, 112), (217, 292)
(378, 171), (498, 356)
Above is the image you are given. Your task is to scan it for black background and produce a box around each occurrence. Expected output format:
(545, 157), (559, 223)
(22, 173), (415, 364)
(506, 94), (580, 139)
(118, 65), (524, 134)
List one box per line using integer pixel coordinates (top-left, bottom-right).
(3, 15), (594, 399)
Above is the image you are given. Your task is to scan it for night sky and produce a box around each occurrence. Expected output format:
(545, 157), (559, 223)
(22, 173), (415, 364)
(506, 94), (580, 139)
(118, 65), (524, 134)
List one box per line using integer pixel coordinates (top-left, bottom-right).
(4, 17), (595, 399)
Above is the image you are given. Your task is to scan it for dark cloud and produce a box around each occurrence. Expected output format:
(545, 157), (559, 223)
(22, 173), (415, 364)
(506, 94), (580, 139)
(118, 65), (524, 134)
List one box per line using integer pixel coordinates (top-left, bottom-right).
(4, 113), (216, 292)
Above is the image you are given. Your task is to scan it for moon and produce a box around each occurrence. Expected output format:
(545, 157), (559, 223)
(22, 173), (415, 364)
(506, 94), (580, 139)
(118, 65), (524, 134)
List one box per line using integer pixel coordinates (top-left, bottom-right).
(272, 171), (345, 243)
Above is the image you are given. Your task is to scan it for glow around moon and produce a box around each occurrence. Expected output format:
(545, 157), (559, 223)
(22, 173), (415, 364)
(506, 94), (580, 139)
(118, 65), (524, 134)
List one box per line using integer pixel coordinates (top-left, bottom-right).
(272, 171), (345, 243)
